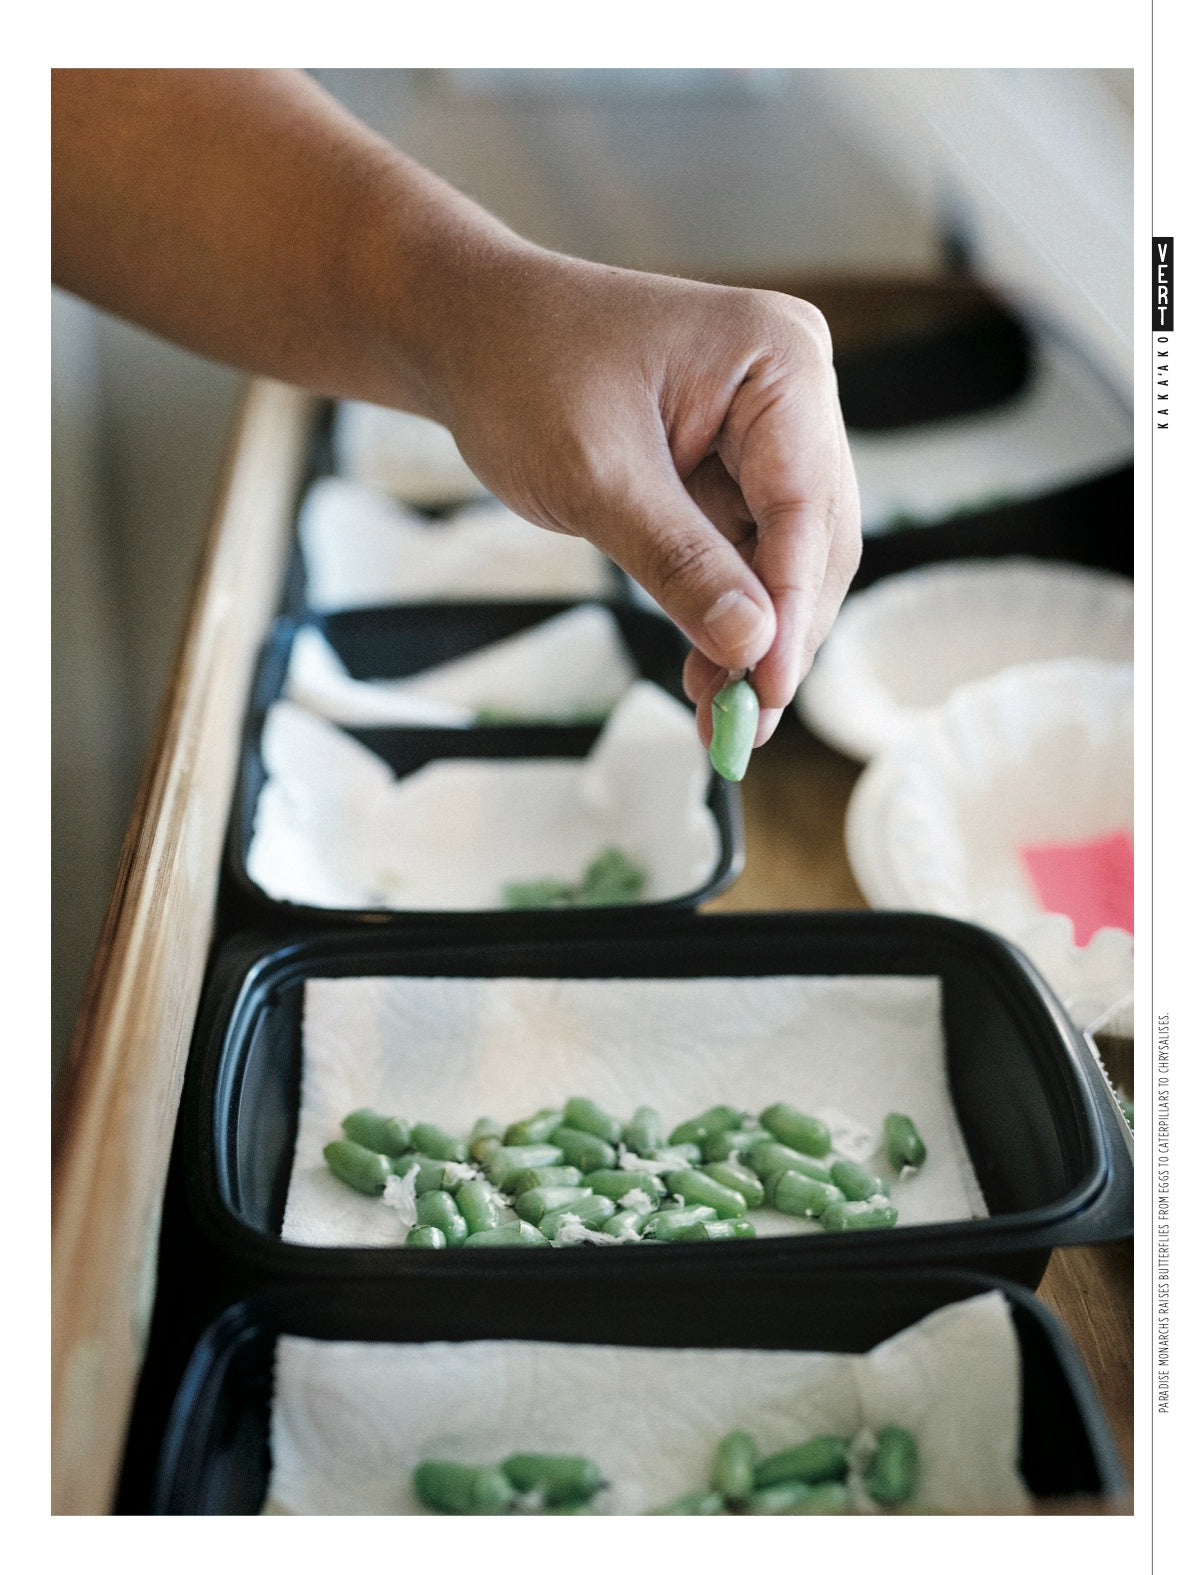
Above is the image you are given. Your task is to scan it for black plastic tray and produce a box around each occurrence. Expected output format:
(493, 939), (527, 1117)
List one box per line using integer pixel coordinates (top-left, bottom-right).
(836, 298), (1035, 432)
(225, 602), (743, 931)
(833, 299), (1130, 583)
(180, 913), (1132, 1294)
(147, 1271), (1127, 1513)
(855, 463), (1132, 588)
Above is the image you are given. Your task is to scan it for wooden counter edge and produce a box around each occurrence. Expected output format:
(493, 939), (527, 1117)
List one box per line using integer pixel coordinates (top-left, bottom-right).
(51, 379), (317, 1515)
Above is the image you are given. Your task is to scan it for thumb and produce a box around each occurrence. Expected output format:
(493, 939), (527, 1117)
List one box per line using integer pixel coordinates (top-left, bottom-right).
(583, 465), (776, 673)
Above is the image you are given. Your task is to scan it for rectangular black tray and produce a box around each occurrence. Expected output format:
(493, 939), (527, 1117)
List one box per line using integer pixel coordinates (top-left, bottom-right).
(146, 1270), (1128, 1513)
(179, 913), (1131, 1294)
(837, 300), (1131, 585)
(225, 602), (743, 930)
(855, 464), (1132, 589)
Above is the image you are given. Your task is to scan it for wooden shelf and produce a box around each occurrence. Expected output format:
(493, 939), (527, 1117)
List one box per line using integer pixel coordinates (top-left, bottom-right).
(51, 380), (318, 1515)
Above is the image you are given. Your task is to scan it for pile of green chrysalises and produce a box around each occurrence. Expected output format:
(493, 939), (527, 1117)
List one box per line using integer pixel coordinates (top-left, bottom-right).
(411, 1423), (921, 1515)
(322, 1098), (927, 1247)
(649, 1422), (921, 1514)
(502, 846), (646, 909)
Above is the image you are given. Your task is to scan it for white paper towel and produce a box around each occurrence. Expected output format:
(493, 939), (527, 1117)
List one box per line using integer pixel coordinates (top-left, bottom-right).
(265, 1291), (1027, 1515)
(284, 604), (639, 728)
(299, 477), (613, 610)
(247, 683), (718, 911)
(281, 972), (986, 1247)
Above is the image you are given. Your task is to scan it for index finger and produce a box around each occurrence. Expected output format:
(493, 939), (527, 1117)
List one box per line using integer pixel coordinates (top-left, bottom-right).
(718, 359), (859, 713)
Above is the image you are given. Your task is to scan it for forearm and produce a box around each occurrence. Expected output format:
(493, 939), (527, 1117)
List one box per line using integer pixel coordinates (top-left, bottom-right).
(51, 68), (528, 417)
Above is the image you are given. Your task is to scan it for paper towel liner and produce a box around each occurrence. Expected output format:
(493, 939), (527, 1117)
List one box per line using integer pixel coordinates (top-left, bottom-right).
(265, 1291), (1027, 1515)
(851, 332), (1132, 535)
(298, 476), (613, 611)
(247, 681), (719, 911)
(846, 659), (1133, 1035)
(284, 604), (639, 728)
(797, 559), (1133, 763)
(281, 971), (986, 1248)
(333, 401), (492, 507)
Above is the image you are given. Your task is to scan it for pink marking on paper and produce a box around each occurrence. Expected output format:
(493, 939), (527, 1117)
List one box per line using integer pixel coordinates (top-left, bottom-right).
(1019, 830), (1134, 945)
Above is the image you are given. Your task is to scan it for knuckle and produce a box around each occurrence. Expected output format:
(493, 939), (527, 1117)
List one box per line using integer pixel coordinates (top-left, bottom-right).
(791, 298), (834, 360)
(757, 488), (839, 549)
(649, 529), (718, 600)
(707, 288), (836, 399)
(753, 494), (808, 537)
(815, 487), (843, 544)
(739, 290), (834, 363)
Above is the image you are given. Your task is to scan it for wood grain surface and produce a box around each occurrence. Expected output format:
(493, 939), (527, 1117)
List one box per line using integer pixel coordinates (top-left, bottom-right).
(50, 380), (317, 1515)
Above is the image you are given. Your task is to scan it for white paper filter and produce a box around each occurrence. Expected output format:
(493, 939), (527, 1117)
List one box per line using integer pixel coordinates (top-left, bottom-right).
(281, 972), (986, 1248)
(851, 331), (1132, 535)
(284, 604), (638, 728)
(247, 683), (718, 912)
(846, 658), (1133, 1034)
(797, 559), (1134, 763)
(299, 476), (612, 611)
(265, 1292), (1028, 1515)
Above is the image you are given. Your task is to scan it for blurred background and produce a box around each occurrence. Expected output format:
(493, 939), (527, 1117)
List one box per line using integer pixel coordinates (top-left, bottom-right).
(51, 66), (1133, 1085)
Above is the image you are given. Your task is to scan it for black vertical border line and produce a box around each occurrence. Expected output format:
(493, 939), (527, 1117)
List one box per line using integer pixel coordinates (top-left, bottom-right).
(1149, 0), (1155, 1563)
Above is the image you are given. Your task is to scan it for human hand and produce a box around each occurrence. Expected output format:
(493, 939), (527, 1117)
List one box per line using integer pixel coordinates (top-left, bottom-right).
(51, 69), (858, 753)
(417, 246), (861, 749)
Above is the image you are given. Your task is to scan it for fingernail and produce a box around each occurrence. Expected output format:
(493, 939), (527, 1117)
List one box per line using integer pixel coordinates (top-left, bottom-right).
(755, 707), (784, 746)
(702, 590), (769, 662)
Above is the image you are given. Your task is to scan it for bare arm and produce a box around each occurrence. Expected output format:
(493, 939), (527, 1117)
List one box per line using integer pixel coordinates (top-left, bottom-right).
(53, 68), (860, 743)
(51, 69), (514, 414)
